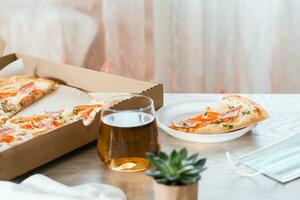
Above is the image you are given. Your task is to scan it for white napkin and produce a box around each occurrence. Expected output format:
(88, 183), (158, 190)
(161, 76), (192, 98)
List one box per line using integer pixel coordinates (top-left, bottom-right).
(0, 174), (126, 200)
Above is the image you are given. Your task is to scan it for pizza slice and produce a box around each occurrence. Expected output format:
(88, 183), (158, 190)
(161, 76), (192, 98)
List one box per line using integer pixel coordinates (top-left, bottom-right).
(57, 104), (102, 126)
(0, 76), (57, 124)
(169, 95), (268, 134)
(0, 104), (102, 152)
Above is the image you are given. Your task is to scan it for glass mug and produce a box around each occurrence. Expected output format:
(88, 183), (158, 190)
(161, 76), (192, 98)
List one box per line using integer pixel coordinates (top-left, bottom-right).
(97, 94), (160, 172)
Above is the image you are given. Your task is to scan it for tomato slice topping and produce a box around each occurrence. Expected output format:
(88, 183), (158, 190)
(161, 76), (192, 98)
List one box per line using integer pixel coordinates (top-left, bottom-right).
(20, 95), (35, 107)
(18, 82), (35, 92)
(0, 92), (17, 99)
(52, 120), (63, 127)
(0, 135), (14, 143)
(20, 123), (34, 130)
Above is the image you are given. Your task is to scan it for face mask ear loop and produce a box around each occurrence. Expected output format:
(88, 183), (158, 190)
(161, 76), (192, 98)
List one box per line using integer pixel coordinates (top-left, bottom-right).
(226, 151), (262, 177)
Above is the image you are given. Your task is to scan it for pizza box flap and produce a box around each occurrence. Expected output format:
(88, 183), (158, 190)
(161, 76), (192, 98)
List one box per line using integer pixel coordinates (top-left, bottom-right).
(0, 35), (5, 57)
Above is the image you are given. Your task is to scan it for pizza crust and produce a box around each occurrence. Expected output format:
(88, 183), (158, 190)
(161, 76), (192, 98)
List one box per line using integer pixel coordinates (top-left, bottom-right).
(221, 95), (268, 120)
(0, 76), (57, 92)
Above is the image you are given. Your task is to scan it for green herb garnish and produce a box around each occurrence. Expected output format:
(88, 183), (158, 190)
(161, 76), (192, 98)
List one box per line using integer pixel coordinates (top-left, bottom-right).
(215, 120), (222, 124)
(242, 110), (251, 115)
(72, 108), (79, 115)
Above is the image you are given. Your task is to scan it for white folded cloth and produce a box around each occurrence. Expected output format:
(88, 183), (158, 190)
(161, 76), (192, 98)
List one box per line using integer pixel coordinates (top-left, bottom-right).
(0, 174), (126, 200)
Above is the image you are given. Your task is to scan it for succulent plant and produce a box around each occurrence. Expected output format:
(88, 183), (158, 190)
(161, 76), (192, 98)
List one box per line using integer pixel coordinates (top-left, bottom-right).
(146, 148), (207, 186)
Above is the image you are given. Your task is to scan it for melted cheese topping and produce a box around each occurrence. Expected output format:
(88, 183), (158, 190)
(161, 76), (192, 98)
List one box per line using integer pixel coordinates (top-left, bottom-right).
(34, 81), (51, 90)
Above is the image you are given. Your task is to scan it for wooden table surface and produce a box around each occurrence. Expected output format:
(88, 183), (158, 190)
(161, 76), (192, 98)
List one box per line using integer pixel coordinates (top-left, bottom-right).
(16, 94), (300, 200)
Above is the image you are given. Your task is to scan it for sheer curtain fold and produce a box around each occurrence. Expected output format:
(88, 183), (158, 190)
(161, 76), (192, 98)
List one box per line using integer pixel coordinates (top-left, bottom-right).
(102, 0), (154, 80)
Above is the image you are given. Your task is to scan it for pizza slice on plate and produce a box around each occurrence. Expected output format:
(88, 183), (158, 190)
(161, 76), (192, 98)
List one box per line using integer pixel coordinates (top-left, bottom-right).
(0, 76), (57, 124)
(169, 95), (268, 134)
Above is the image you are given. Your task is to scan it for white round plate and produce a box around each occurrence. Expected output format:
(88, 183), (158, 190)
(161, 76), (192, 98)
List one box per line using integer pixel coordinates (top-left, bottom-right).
(156, 97), (255, 143)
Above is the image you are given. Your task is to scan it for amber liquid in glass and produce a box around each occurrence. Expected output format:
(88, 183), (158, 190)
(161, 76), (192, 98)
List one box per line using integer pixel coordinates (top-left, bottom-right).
(97, 111), (159, 172)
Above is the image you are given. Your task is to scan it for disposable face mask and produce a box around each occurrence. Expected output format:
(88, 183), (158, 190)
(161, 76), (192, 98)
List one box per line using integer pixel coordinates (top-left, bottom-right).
(226, 133), (300, 183)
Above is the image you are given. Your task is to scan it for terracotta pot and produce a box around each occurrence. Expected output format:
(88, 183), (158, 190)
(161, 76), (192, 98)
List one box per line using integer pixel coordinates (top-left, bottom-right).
(153, 180), (198, 200)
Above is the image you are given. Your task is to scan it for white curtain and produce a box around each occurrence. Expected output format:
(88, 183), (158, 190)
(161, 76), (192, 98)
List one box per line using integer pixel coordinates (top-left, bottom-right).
(103, 0), (300, 93)
(1, 0), (300, 93)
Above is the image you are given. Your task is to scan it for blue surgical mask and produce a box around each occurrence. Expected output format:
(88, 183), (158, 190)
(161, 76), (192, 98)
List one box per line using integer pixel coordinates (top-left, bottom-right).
(227, 133), (300, 183)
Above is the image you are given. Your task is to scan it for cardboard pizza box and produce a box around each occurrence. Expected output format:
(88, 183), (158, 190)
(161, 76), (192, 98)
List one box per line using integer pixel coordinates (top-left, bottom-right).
(0, 37), (163, 180)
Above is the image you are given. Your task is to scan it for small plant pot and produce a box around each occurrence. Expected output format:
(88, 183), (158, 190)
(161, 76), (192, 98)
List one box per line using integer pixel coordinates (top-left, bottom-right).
(153, 180), (198, 200)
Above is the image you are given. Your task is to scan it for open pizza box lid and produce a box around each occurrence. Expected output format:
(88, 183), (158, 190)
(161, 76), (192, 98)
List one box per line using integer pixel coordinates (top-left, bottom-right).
(0, 38), (163, 180)
(0, 53), (163, 109)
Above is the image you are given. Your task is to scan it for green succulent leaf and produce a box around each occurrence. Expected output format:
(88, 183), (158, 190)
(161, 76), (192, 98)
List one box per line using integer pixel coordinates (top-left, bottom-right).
(180, 175), (201, 185)
(146, 153), (169, 174)
(182, 167), (206, 176)
(195, 158), (207, 167)
(170, 150), (178, 165)
(146, 152), (157, 166)
(166, 175), (179, 182)
(187, 153), (198, 163)
(155, 177), (169, 184)
(170, 148), (187, 168)
(177, 165), (194, 174)
(145, 169), (164, 178)
(153, 160), (170, 174)
(180, 148), (188, 158)
(158, 152), (168, 161)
